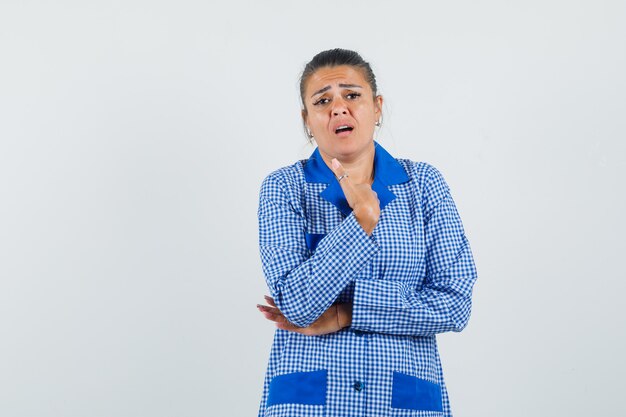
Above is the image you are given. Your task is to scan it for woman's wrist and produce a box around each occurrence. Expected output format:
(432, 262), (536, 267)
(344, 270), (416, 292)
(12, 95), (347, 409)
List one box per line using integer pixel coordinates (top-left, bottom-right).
(336, 302), (353, 329)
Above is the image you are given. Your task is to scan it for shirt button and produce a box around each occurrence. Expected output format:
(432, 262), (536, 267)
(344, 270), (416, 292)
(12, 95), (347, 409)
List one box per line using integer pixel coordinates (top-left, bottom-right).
(353, 381), (364, 391)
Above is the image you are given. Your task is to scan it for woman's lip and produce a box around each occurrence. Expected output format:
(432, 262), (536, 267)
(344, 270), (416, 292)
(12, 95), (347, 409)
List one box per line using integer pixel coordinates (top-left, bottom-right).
(335, 128), (353, 138)
(333, 125), (355, 135)
(331, 121), (355, 132)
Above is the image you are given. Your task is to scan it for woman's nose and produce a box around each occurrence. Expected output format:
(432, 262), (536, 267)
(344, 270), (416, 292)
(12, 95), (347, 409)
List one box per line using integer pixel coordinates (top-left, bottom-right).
(331, 99), (348, 116)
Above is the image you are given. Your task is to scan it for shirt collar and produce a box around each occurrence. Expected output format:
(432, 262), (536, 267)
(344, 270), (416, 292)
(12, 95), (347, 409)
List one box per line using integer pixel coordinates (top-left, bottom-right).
(302, 141), (409, 215)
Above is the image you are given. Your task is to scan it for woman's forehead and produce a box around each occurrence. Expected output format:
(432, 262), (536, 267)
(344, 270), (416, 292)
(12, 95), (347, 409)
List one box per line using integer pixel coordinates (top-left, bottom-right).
(305, 66), (370, 94)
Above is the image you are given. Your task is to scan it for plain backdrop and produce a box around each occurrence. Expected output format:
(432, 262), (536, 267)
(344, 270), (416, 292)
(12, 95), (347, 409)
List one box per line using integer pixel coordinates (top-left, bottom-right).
(1, 1), (625, 416)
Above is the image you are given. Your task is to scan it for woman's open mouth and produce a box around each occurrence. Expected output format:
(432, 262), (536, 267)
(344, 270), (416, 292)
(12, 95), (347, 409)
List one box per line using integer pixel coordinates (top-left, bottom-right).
(334, 125), (354, 136)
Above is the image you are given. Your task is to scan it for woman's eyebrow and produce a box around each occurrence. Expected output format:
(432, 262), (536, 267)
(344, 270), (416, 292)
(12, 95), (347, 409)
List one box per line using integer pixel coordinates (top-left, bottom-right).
(338, 83), (362, 89)
(311, 84), (363, 98)
(311, 86), (331, 97)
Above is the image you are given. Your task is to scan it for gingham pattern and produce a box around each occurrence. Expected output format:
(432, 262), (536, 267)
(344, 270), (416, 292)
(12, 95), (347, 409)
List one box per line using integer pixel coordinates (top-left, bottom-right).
(257, 145), (477, 417)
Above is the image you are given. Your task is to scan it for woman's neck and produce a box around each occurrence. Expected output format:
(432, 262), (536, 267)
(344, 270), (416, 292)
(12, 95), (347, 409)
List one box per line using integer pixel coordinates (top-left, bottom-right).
(320, 142), (375, 185)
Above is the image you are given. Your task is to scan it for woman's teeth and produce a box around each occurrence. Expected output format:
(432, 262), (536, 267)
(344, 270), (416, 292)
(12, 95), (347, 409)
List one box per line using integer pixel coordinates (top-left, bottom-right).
(335, 126), (353, 133)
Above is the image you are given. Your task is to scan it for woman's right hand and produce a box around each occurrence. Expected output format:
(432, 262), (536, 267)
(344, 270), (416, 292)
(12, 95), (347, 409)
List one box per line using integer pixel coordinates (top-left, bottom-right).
(257, 296), (353, 336)
(331, 158), (380, 235)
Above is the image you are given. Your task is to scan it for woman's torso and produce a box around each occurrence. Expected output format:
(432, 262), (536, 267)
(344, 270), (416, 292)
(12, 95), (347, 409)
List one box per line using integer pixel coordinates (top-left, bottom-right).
(259, 151), (453, 417)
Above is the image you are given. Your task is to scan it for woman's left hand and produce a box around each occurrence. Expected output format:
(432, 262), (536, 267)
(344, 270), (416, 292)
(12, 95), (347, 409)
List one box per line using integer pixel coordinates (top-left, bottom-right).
(257, 296), (352, 336)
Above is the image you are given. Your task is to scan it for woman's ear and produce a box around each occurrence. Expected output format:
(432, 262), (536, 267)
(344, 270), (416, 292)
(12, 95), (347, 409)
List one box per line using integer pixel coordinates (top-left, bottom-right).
(301, 109), (313, 139)
(375, 95), (383, 116)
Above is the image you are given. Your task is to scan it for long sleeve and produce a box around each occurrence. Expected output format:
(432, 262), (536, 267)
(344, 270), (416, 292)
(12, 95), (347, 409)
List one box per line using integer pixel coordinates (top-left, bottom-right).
(258, 169), (379, 327)
(350, 164), (478, 336)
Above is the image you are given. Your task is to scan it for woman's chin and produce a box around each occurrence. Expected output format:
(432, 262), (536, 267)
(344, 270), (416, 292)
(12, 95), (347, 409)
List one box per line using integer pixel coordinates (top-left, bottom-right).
(318, 138), (374, 161)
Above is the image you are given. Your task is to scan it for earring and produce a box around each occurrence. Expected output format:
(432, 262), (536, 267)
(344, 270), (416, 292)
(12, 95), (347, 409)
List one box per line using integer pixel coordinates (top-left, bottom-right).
(306, 127), (313, 138)
(375, 120), (381, 127)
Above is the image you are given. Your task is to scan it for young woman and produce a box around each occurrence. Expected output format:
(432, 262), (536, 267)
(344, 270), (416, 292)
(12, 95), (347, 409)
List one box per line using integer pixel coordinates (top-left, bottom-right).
(256, 48), (478, 417)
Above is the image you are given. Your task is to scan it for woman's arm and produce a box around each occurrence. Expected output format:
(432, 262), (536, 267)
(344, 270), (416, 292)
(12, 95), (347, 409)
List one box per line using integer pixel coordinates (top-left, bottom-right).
(349, 163), (478, 336)
(260, 163), (478, 337)
(258, 167), (379, 328)
(257, 295), (352, 336)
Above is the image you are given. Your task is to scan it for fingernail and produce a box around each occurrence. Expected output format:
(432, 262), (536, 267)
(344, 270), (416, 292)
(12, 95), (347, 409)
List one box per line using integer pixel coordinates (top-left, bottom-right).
(332, 158), (340, 169)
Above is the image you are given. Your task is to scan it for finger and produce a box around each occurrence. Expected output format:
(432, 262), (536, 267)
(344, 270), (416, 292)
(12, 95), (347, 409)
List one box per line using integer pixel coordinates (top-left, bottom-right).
(330, 158), (357, 203)
(257, 304), (283, 316)
(264, 295), (277, 307)
(262, 312), (286, 323)
(257, 305), (288, 323)
(277, 322), (316, 336)
(330, 158), (349, 182)
(276, 321), (305, 333)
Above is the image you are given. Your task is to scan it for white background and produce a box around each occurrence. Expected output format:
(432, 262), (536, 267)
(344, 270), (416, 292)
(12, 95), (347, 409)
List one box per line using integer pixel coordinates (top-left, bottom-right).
(1, 1), (625, 416)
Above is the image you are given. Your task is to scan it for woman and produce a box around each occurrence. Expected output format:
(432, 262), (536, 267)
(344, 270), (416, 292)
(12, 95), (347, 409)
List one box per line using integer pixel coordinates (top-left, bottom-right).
(256, 48), (477, 417)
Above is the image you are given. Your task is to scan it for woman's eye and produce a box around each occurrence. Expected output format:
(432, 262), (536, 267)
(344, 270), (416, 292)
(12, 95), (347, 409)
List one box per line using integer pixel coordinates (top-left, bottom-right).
(347, 92), (361, 100)
(313, 98), (330, 106)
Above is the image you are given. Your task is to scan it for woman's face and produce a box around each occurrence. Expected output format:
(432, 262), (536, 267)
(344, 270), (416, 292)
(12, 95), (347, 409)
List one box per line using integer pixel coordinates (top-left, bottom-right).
(303, 65), (383, 162)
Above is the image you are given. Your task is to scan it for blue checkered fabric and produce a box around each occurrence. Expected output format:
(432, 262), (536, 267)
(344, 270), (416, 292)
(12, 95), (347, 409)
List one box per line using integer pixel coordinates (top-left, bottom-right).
(257, 143), (477, 417)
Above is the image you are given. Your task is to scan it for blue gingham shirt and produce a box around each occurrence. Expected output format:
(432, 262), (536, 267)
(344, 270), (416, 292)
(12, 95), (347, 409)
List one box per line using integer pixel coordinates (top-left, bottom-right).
(257, 142), (477, 417)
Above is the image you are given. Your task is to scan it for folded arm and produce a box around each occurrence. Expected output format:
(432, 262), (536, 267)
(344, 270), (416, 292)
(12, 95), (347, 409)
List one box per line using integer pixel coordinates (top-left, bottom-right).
(258, 170), (378, 328)
(350, 165), (478, 336)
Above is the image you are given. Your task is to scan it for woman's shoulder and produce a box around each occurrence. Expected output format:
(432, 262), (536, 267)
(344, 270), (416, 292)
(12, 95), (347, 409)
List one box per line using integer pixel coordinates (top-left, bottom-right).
(396, 158), (451, 210)
(259, 160), (307, 201)
(397, 158), (449, 189)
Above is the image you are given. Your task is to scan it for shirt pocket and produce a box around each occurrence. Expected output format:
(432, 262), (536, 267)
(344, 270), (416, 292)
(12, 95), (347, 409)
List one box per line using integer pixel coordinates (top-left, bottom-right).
(265, 370), (327, 417)
(263, 403), (325, 417)
(391, 371), (443, 412)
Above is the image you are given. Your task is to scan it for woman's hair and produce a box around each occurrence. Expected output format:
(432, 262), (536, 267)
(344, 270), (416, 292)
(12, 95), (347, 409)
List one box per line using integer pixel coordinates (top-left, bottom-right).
(299, 48), (378, 113)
